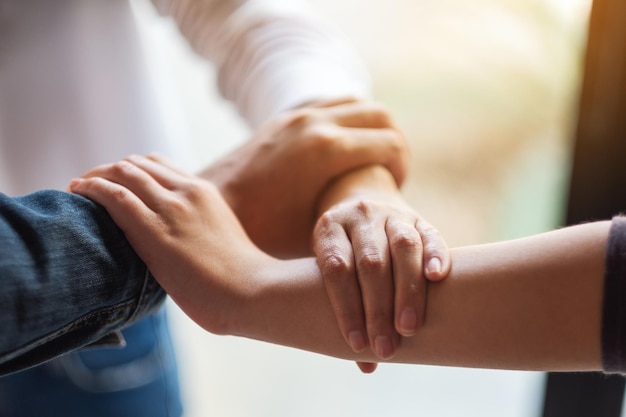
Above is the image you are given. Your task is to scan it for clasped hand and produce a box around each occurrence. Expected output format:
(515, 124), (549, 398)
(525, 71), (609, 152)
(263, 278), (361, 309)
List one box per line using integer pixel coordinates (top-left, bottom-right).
(200, 98), (410, 258)
(70, 98), (451, 368)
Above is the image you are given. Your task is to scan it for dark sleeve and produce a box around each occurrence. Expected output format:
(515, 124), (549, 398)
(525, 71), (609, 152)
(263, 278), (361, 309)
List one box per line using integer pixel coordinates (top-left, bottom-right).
(0, 190), (166, 375)
(601, 216), (626, 373)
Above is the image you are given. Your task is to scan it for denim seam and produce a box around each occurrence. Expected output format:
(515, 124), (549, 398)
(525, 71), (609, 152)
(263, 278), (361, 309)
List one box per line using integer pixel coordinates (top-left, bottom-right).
(0, 298), (136, 364)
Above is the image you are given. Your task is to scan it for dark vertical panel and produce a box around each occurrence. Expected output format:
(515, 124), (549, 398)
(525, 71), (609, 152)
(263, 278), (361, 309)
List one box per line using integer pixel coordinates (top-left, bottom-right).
(543, 373), (624, 417)
(565, 0), (626, 224)
(542, 0), (626, 415)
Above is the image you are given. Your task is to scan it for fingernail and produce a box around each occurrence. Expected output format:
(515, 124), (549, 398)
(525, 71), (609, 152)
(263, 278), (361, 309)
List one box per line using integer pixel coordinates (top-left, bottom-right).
(399, 307), (417, 336)
(374, 335), (393, 359)
(427, 257), (442, 275)
(348, 331), (367, 353)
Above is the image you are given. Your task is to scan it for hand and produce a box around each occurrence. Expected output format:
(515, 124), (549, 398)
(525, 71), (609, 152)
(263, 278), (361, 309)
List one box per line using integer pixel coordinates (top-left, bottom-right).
(69, 154), (272, 334)
(200, 98), (410, 258)
(313, 165), (451, 362)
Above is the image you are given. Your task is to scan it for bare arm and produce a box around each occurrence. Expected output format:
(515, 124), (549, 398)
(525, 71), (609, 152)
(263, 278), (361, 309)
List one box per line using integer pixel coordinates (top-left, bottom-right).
(70, 155), (608, 372)
(240, 221), (607, 371)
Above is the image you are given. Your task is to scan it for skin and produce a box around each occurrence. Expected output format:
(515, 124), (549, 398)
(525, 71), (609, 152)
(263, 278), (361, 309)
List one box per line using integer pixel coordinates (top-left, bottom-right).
(197, 98), (451, 361)
(313, 165), (449, 369)
(70, 156), (607, 372)
(199, 98), (413, 258)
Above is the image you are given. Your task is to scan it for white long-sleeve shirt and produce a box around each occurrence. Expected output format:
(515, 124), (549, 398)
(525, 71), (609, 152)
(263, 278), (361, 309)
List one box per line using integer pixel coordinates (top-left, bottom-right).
(0, 0), (370, 195)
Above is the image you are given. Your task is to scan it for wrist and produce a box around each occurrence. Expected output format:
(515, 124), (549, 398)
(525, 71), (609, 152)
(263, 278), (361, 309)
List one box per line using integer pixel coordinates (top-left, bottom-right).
(224, 255), (287, 338)
(170, 248), (276, 338)
(198, 162), (242, 220)
(317, 164), (403, 216)
(229, 258), (322, 343)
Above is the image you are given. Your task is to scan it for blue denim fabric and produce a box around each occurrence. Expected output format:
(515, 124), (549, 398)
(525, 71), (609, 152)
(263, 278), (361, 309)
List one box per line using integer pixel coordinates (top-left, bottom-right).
(0, 310), (183, 417)
(0, 190), (166, 374)
(0, 190), (183, 416)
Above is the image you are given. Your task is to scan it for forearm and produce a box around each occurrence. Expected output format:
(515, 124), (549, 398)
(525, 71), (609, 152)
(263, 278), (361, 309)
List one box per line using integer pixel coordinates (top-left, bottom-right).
(70, 156), (607, 372)
(0, 190), (164, 375)
(235, 221), (609, 371)
(317, 164), (403, 214)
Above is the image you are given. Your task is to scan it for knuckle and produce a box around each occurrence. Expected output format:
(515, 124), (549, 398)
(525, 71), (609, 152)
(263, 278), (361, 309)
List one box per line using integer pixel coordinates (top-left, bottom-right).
(146, 152), (163, 161)
(160, 197), (187, 218)
(108, 185), (131, 203)
(376, 125), (408, 152)
(110, 160), (137, 177)
(368, 102), (394, 125)
(122, 154), (140, 164)
(315, 206), (349, 230)
(357, 251), (385, 272)
(183, 179), (215, 201)
(354, 200), (376, 217)
(181, 179), (205, 196)
(315, 211), (336, 229)
(320, 252), (353, 279)
(305, 124), (341, 150)
(283, 107), (317, 130)
(389, 229), (422, 252)
(171, 193), (190, 210)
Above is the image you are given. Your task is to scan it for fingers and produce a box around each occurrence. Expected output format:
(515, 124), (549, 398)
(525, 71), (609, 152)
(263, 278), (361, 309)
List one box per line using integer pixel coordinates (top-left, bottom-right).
(339, 127), (403, 152)
(356, 361), (378, 374)
(314, 219), (369, 353)
(326, 101), (396, 129)
(350, 210), (398, 360)
(416, 218), (452, 281)
(386, 219), (426, 337)
(316, 196), (450, 361)
(316, 209), (399, 360)
(300, 97), (395, 128)
(330, 127), (409, 187)
(69, 176), (154, 237)
(122, 154), (188, 190)
(297, 98), (409, 186)
(145, 153), (193, 177)
(327, 102), (410, 186)
(302, 96), (359, 109)
(77, 159), (167, 211)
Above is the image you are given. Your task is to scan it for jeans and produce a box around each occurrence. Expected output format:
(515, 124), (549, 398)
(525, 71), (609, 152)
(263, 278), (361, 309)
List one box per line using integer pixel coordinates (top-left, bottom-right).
(0, 190), (182, 416)
(0, 311), (182, 417)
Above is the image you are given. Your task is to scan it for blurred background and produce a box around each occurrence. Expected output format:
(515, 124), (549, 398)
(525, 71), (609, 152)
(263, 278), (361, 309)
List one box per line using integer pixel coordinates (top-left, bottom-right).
(130, 0), (594, 415)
